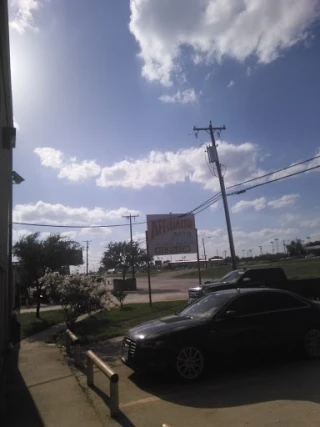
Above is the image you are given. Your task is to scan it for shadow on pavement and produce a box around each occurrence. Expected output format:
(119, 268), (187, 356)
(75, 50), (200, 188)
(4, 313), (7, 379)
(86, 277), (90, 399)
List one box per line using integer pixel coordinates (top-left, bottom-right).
(4, 350), (44, 427)
(89, 384), (135, 427)
(128, 352), (320, 410)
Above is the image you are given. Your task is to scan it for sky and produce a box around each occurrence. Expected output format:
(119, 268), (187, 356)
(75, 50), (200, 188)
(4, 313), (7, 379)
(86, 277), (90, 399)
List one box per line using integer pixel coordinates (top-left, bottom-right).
(8, 0), (320, 271)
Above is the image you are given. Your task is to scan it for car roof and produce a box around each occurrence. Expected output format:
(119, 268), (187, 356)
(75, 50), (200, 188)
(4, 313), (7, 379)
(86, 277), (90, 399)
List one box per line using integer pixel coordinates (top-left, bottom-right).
(212, 287), (285, 296)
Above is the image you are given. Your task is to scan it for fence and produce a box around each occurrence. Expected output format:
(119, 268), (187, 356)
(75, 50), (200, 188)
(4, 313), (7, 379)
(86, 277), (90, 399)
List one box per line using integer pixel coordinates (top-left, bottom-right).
(87, 350), (119, 418)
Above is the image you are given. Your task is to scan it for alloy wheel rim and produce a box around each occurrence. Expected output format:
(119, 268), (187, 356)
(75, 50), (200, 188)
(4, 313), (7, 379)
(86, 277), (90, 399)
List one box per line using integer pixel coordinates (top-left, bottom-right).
(305, 329), (320, 357)
(176, 347), (204, 379)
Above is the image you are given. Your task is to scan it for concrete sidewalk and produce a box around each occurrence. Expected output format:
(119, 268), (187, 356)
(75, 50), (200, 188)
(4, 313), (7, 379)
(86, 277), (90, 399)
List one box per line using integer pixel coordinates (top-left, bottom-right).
(4, 331), (103, 427)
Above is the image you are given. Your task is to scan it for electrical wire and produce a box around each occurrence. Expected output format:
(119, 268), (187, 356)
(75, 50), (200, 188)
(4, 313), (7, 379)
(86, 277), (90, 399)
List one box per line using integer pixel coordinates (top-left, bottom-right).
(13, 154), (320, 229)
(227, 153), (320, 190)
(227, 163), (320, 196)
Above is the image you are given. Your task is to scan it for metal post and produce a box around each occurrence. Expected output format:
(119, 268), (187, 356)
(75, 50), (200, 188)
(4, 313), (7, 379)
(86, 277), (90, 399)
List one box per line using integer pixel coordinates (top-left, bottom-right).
(74, 342), (81, 367)
(87, 356), (94, 386)
(110, 380), (119, 417)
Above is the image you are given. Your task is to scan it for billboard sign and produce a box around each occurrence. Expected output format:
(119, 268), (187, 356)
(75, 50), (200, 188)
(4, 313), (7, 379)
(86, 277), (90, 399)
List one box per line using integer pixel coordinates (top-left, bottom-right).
(146, 214), (197, 256)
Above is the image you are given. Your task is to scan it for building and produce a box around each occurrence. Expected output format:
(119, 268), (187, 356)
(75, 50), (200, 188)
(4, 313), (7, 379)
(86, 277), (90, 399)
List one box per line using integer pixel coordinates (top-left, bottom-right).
(0, 0), (17, 407)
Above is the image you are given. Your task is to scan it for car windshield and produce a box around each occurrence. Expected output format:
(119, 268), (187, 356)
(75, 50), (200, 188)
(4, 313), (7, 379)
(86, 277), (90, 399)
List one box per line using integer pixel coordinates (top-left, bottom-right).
(179, 292), (235, 318)
(220, 270), (245, 283)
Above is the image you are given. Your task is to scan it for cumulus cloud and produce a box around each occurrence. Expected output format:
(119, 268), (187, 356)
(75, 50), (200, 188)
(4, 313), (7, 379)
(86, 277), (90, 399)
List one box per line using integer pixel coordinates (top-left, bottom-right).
(34, 147), (101, 182)
(227, 80), (235, 88)
(267, 194), (300, 209)
(129, 0), (320, 86)
(97, 141), (263, 190)
(232, 197), (266, 213)
(13, 201), (140, 226)
(159, 88), (198, 104)
(9, 0), (44, 34)
(198, 226), (299, 257)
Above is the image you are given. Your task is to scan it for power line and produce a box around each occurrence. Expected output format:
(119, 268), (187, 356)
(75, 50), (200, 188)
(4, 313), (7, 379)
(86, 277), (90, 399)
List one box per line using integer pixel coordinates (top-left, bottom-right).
(227, 153), (320, 190)
(12, 222), (129, 228)
(227, 163), (320, 196)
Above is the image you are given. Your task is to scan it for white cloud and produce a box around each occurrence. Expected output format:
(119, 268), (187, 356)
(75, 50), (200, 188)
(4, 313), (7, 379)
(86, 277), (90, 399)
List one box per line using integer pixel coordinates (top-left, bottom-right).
(9, 0), (44, 34)
(198, 226), (299, 257)
(300, 218), (320, 228)
(267, 194), (299, 209)
(227, 80), (235, 88)
(278, 213), (300, 227)
(129, 0), (320, 86)
(246, 66), (252, 76)
(34, 147), (101, 182)
(232, 197), (266, 213)
(97, 141), (264, 190)
(13, 201), (140, 226)
(159, 88), (198, 104)
(12, 228), (32, 243)
(79, 227), (112, 236)
(14, 118), (20, 131)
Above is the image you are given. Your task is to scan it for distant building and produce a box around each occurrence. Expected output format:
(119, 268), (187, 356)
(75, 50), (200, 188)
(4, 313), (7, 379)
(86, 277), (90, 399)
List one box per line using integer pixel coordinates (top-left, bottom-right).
(0, 0), (17, 407)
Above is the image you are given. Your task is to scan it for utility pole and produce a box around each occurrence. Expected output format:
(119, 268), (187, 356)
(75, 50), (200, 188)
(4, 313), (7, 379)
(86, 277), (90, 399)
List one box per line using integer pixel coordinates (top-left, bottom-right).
(202, 238), (207, 268)
(242, 249), (245, 258)
(123, 214), (139, 280)
(83, 240), (91, 275)
(259, 246), (263, 255)
(194, 121), (237, 270)
(270, 241), (274, 254)
(275, 238), (279, 253)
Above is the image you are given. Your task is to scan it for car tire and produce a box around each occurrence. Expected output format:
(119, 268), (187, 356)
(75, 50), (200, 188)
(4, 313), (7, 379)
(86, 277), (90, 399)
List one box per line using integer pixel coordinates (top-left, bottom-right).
(175, 345), (205, 381)
(304, 327), (320, 359)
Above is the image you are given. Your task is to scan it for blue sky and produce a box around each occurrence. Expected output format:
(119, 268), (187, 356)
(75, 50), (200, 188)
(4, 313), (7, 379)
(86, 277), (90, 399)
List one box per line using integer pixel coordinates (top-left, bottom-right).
(9, 0), (320, 270)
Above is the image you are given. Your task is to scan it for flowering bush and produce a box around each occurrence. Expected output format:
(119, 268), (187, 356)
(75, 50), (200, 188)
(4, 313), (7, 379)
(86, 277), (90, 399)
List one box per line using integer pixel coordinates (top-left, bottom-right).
(40, 270), (111, 327)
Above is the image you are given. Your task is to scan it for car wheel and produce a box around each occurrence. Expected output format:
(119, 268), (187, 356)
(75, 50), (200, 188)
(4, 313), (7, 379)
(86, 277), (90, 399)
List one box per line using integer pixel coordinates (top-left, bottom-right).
(304, 327), (320, 358)
(175, 345), (204, 380)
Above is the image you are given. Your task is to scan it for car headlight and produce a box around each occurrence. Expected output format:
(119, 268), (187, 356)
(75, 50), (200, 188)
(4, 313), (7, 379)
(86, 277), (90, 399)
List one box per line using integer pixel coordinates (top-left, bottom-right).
(140, 339), (165, 349)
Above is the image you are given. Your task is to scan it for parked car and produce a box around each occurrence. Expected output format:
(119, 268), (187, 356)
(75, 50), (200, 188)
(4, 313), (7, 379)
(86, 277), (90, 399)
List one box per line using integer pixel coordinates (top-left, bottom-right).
(122, 288), (320, 380)
(188, 279), (220, 303)
(188, 267), (320, 303)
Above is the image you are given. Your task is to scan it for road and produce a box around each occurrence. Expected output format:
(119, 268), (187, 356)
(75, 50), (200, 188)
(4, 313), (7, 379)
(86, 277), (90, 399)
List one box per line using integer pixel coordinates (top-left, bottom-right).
(20, 272), (201, 313)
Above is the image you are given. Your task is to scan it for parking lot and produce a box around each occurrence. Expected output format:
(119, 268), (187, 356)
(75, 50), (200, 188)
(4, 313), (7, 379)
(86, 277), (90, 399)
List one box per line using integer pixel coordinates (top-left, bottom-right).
(74, 338), (320, 427)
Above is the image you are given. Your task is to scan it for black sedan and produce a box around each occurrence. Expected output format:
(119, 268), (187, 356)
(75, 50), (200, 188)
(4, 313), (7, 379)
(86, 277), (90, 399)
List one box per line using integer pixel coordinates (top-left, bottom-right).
(122, 288), (320, 380)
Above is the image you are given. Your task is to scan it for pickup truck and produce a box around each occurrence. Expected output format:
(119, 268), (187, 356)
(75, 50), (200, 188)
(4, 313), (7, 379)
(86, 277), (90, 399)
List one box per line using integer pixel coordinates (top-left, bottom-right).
(188, 267), (320, 304)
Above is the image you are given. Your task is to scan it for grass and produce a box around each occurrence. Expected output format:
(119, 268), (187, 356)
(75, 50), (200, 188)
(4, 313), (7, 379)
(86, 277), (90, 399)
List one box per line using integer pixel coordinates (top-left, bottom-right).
(73, 300), (187, 343)
(175, 258), (320, 280)
(19, 310), (65, 340)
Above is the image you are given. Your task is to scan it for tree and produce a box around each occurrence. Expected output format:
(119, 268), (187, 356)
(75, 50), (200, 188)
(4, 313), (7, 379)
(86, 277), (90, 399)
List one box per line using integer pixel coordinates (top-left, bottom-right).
(286, 239), (306, 257)
(101, 241), (149, 280)
(13, 233), (83, 318)
(40, 271), (111, 328)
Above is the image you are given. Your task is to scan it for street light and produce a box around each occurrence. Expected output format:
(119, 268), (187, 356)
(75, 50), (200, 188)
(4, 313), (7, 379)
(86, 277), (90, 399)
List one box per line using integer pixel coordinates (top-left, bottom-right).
(259, 246), (263, 255)
(270, 241), (274, 254)
(275, 238), (279, 254)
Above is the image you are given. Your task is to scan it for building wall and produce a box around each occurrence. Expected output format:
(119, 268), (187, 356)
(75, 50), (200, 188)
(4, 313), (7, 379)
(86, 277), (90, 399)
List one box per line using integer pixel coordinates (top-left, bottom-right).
(0, 0), (14, 399)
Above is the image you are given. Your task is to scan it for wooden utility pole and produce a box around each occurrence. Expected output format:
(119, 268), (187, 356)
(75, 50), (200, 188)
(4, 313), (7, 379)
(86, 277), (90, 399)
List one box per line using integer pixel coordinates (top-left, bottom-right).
(193, 121), (237, 269)
(122, 214), (139, 279)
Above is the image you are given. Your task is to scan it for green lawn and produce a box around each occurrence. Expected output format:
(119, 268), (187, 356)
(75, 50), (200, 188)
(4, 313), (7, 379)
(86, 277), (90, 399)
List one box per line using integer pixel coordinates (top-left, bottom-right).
(73, 300), (187, 343)
(19, 310), (65, 340)
(175, 258), (320, 280)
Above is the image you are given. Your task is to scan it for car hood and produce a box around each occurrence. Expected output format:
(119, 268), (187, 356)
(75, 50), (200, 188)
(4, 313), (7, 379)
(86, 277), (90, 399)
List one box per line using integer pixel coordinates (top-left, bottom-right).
(127, 315), (205, 340)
